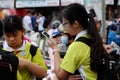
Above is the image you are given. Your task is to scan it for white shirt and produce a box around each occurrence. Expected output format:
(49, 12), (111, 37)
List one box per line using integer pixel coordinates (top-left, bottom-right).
(23, 15), (32, 32)
(74, 30), (87, 41)
(3, 40), (29, 52)
(36, 16), (45, 31)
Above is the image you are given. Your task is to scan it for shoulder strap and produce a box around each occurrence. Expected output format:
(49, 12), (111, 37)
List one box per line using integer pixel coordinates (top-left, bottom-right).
(73, 37), (90, 75)
(30, 45), (38, 58)
(30, 45), (43, 80)
(76, 37), (90, 46)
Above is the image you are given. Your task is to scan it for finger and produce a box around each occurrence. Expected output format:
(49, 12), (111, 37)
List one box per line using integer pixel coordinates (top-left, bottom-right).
(68, 77), (82, 80)
(70, 75), (81, 78)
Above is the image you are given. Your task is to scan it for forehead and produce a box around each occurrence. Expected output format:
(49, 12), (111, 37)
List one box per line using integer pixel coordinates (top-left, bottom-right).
(4, 30), (22, 35)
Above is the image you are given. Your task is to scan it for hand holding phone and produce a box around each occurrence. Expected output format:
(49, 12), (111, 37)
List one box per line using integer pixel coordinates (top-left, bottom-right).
(42, 31), (50, 39)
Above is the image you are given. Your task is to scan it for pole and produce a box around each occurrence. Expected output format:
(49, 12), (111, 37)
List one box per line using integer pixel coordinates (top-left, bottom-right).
(14, 0), (16, 8)
(59, 0), (61, 11)
(100, 0), (106, 42)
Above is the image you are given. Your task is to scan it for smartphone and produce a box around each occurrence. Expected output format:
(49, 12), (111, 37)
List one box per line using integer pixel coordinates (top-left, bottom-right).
(42, 31), (50, 39)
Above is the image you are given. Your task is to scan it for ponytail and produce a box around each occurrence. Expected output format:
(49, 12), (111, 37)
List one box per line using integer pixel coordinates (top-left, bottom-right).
(87, 15), (109, 71)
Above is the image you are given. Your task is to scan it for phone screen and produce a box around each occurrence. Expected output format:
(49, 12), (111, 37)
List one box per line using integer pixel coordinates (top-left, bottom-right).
(42, 31), (50, 39)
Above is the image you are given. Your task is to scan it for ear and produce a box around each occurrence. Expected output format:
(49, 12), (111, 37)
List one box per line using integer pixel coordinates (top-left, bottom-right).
(73, 21), (79, 29)
(22, 29), (25, 35)
(74, 21), (79, 25)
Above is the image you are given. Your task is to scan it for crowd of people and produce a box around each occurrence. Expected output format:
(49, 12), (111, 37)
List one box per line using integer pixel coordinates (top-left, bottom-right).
(0, 2), (120, 80)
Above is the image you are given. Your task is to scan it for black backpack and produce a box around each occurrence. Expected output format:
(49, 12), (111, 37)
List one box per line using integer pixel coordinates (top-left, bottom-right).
(0, 48), (18, 80)
(109, 48), (120, 79)
(76, 37), (119, 80)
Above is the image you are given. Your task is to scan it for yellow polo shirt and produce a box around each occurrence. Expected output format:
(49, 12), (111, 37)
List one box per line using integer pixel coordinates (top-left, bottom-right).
(61, 38), (97, 80)
(3, 41), (47, 80)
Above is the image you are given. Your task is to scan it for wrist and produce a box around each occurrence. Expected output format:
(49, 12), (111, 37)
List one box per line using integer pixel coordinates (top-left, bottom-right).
(53, 49), (60, 53)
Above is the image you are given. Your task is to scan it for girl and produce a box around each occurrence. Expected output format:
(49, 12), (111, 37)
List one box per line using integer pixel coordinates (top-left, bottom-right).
(47, 3), (108, 80)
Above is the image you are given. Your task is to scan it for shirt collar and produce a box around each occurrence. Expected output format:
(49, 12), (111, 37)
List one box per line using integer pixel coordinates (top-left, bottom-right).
(3, 40), (28, 51)
(74, 30), (87, 41)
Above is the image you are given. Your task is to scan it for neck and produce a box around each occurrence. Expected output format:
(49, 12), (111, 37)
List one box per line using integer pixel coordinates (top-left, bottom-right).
(75, 26), (84, 35)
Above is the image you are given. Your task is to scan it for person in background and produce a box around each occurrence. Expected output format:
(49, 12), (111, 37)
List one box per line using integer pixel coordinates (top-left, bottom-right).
(89, 8), (101, 32)
(2, 9), (11, 19)
(36, 11), (45, 36)
(31, 10), (38, 32)
(93, 17), (112, 53)
(52, 29), (62, 44)
(47, 3), (108, 80)
(3, 15), (47, 80)
(107, 24), (120, 46)
(47, 29), (62, 61)
(44, 29), (62, 80)
(58, 23), (75, 46)
(89, 9), (112, 53)
(43, 20), (61, 57)
(23, 10), (33, 33)
(58, 24), (75, 58)
(47, 20), (61, 38)
(93, 17), (101, 32)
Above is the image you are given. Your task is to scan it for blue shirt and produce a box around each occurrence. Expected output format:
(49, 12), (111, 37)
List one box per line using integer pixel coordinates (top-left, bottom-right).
(108, 31), (120, 46)
(31, 16), (37, 30)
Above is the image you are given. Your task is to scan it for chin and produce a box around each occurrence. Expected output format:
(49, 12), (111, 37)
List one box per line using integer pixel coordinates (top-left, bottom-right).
(9, 44), (16, 47)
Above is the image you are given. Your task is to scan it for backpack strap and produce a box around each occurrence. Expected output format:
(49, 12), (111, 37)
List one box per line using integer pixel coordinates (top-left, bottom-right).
(72, 37), (90, 75)
(30, 45), (38, 58)
(30, 45), (43, 80)
(76, 37), (90, 47)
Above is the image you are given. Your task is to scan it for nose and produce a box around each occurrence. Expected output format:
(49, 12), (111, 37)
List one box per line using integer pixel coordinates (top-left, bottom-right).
(9, 36), (15, 41)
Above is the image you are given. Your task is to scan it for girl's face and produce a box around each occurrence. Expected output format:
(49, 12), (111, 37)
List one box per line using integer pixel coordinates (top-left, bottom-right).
(62, 18), (75, 36)
(4, 30), (24, 49)
(62, 18), (83, 36)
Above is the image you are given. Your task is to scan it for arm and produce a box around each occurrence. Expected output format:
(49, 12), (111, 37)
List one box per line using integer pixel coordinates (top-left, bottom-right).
(103, 43), (112, 53)
(28, 17), (32, 29)
(54, 49), (82, 80)
(19, 58), (47, 78)
(47, 39), (70, 80)
(47, 39), (82, 80)
(28, 23), (32, 29)
(68, 75), (82, 80)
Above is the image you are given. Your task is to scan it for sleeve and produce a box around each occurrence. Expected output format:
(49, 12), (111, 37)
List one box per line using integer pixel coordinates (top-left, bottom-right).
(60, 42), (88, 74)
(27, 17), (31, 23)
(32, 48), (47, 70)
(17, 70), (22, 80)
(111, 32), (120, 45)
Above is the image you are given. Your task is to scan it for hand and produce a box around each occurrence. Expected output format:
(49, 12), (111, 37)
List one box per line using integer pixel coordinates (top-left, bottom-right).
(47, 38), (58, 50)
(103, 44), (112, 53)
(68, 75), (82, 80)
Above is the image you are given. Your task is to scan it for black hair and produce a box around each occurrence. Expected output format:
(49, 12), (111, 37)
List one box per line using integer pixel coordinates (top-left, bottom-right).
(61, 3), (108, 71)
(3, 15), (24, 34)
(31, 10), (37, 15)
(0, 20), (4, 37)
(26, 10), (32, 14)
(89, 8), (97, 17)
(62, 3), (89, 29)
